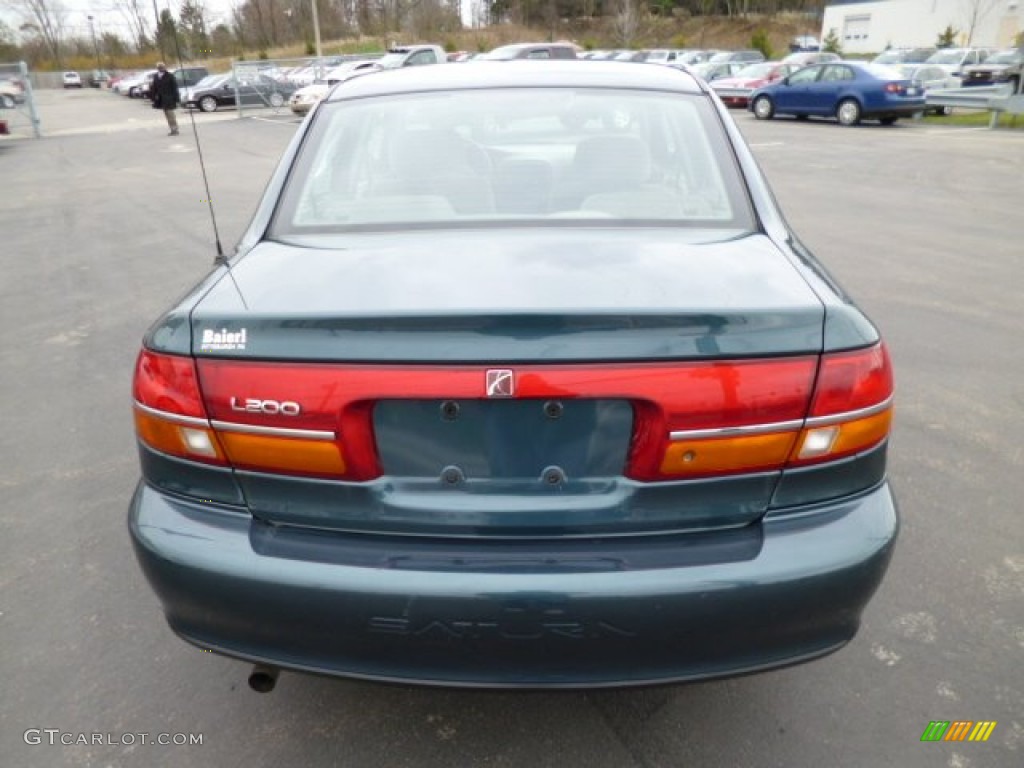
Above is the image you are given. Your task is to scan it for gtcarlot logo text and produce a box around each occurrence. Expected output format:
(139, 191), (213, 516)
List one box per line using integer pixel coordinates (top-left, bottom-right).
(23, 729), (203, 746)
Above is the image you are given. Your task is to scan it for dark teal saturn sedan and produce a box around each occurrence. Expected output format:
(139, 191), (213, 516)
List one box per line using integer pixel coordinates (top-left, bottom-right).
(129, 60), (897, 691)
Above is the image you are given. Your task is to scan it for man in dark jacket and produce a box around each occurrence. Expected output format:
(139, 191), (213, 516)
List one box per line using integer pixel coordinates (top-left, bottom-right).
(151, 62), (180, 136)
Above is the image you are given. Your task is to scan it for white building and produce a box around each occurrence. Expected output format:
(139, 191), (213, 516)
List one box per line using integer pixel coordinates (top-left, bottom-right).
(821, 0), (1024, 53)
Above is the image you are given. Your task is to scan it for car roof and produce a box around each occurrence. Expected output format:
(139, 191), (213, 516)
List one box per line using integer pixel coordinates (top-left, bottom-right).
(326, 60), (703, 102)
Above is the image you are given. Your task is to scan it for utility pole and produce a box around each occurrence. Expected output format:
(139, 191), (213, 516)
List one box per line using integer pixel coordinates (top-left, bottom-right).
(87, 15), (102, 73)
(311, 0), (322, 59)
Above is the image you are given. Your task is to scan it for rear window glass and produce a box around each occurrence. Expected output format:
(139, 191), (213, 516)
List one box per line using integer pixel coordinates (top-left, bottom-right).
(271, 88), (755, 234)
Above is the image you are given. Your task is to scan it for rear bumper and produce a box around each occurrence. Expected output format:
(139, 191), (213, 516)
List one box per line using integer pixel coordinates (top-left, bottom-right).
(129, 481), (898, 688)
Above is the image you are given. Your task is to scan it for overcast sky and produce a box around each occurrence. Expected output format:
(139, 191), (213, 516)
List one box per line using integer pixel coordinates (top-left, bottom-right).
(3, 1), (236, 41)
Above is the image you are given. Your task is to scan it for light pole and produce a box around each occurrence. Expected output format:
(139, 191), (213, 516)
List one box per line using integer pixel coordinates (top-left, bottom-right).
(310, 0), (322, 60)
(87, 15), (102, 74)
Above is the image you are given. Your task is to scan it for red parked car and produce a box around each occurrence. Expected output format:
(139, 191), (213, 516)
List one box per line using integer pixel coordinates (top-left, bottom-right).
(711, 62), (799, 108)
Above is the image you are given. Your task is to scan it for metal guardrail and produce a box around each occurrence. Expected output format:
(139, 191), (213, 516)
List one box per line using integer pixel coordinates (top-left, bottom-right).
(925, 84), (1013, 110)
(925, 84), (1023, 128)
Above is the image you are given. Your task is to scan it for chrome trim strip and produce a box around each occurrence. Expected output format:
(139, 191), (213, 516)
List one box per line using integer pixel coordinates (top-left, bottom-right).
(133, 401), (210, 429)
(209, 420), (336, 441)
(669, 419), (804, 441)
(803, 396), (894, 428)
(667, 396), (893, 441)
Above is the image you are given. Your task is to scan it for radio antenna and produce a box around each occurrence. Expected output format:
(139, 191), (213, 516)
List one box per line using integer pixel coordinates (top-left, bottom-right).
(165, 5), (247, 308)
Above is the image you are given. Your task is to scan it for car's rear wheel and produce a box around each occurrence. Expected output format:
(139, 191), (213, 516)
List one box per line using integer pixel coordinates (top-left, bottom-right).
(198, 96), (218, 113)
(836, 98), (861, 126)
(879, 116), (898, 126)
(752, 95), (775, 120)
(269, 92), (285, 108)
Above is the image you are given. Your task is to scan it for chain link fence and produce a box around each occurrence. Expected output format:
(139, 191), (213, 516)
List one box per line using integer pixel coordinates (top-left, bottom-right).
(0, 62), (41, 138)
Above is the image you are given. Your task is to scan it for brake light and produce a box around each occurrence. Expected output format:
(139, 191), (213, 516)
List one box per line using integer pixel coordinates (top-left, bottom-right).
(885, 83), (904, 94)
(790, 343), (894, 465)
(135, 347), (890, 485)
(133, 349), (351, 478)
(132, 350), (226, 464)
(644, 344), (893, 480)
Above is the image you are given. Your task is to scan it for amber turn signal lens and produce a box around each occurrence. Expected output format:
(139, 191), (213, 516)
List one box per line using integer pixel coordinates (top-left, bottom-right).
(660, 431), (800, 477)
(215, 431), (347, 476)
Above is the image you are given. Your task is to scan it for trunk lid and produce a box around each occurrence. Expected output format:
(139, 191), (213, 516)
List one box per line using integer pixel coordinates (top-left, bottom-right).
(190, 229), (825, 536)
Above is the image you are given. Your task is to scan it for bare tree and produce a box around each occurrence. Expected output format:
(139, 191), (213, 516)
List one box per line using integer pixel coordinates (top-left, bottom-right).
(962, 0), (1000, 47)
(610, 0), (641, 48)
(17, 0), (68, 66)
(114, 0), (151, 52)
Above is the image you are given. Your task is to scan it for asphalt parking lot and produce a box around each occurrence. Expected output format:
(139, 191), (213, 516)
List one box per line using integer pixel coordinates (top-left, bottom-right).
(1, 88), (1022, 768)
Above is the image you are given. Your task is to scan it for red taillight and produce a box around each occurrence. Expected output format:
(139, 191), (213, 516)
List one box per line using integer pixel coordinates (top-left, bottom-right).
(133, 346), (891, 484)
(789, 343), (894, 466)
(195, 357), (821, 483)
(132, 350), (226, 465)
(885, 82), (904, 94)
(133, 349), (206, 418)
(808, 344), (892, 417)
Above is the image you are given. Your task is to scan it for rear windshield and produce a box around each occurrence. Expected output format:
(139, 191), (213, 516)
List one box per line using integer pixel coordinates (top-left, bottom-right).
(271, 88), (755, 234)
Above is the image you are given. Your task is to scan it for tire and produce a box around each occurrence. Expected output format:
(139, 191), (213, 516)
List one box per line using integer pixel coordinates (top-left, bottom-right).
(836, 98), (861, 126)
(752, 95), (775, 120)
(268, 92), (285, 108)
(880, 116), (898, 126)
(198, 96), (218, 113)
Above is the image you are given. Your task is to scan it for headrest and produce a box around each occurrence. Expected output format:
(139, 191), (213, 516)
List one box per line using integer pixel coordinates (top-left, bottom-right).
(572, 135), (651, 187)
(390, 129), (489, 179)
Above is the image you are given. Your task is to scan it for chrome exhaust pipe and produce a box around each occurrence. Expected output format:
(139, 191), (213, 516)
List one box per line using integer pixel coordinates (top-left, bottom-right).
(248, 664), (280, 693)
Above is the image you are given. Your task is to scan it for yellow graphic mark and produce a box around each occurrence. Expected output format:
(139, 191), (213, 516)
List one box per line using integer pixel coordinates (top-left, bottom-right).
(968, 721), (997, 742)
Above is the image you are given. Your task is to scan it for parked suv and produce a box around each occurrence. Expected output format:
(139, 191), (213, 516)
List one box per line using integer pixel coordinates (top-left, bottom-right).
(961, 48), (1024, 91)
(62, 71), (82, 88)
(924, 48), (997, 79)
(375, 45), (447, 69)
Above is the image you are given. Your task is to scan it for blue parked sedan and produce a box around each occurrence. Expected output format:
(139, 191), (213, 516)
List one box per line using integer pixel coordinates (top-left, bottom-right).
(129, 61), (898, 691)
(749, 60), (926, 125)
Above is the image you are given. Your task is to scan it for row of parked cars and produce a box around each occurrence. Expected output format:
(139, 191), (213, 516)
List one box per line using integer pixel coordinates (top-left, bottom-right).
(99, 41), (1022, 128)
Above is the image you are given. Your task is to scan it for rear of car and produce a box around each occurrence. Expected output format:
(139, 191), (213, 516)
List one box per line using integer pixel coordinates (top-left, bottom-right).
(62, 71), (82, 88)
(129, 62), (897, 688)
(750, 61), (925, 125)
